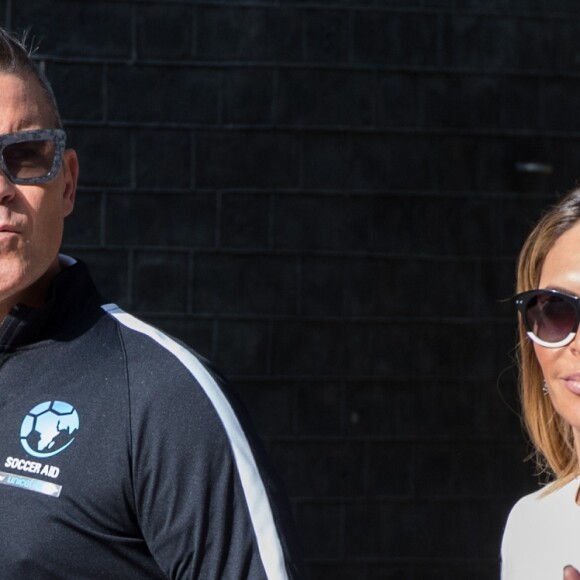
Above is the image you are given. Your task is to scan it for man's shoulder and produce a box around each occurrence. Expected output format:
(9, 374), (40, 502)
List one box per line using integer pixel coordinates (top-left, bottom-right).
(100, 304), (203, 363)
(100, 303), (226, 396)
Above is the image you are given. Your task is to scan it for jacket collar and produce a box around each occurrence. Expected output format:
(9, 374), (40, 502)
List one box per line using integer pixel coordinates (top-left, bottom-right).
(0, 258), (103, 349)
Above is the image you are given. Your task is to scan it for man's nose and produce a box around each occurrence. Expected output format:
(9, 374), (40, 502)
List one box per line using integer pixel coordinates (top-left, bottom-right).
(0, 168), (16, 202)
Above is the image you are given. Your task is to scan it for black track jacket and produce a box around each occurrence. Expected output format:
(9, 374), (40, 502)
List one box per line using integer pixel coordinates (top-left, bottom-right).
(0, 258), (303, 579)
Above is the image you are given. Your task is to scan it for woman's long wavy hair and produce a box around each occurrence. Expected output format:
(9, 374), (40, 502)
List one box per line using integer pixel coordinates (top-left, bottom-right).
(517, 187), (580, 488)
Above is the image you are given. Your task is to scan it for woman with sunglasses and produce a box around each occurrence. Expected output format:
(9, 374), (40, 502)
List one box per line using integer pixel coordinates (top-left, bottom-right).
(502, 188), (580, 579)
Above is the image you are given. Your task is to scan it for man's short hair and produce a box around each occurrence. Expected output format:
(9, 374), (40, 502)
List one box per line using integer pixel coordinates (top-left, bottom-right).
(0, 27), (62, 128)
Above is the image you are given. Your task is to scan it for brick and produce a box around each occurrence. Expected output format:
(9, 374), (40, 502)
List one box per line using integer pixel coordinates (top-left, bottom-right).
(370, 195), (412, 253)
(410, 197), (497, 256)
(441, 14), (518, 69)
(414, 561), (498, 580)
(487, 373), (527, 441)
(342, 258), (481, 318)
(430, 380), (512, 440)
(515, 18), (555, 70)
(269, 441), (365, 497)
(139, 316), (214, 362)
(135, 129), (193, 189)
(13, 2), (132, 58)
(294, 502), (342, 559)
(367, 565), (414, 580)
(350, 134), (392, 190)
(477, 137), (523, 193)
(422, 75), (501, 130)
(372, 322), (494, 377)
(419, 323), (493, 378)
(376, 72), (418, 128)
(413, 443), (497, 497)
(490, 444), (538, 497)
(68, 127), (132, 189)
(353, 11), (439, 66)
(136, 4), (194, 60)
(65, 249), (130, 307)
(422, 76), (471, 129)
(271, 321), (372, 376)
(277, 69), (373, 126)
(300, 256), (345, 317)
(435, 136), (480, 192)
(343, 502), (383, 558)
(422, 0), (457, 6)
(494, 317), (523, 372)
(231, 380), (294, 437)
(473, 258), (517, 318)
(106, 193), (216, 247)
(548, 0), (580, 11)
(500, 76), (539, 130)
(379, 135), (440, 191)
(465, 76), (503, 129)
(214, 319), (269, 375)
(347, 500), (506, 559)
(196, 7), (302, 61)
(273, 195), (369, 251)
(365, 443), (414, 496)
(132, 251), (189, 312)
(306, 563), (374, 580)
(192, 253), (298, 315)
(62, 191), (102, 247)
(545, 139), (580, 193)
(295, 381), (343, 436)
(305, 9), (350, 63)
(540, 78), (580, 132)
(440, 15), (481, 68)
(45, 63), (104, 123)
(505, 137), (556, 194)
(554, 19), (580, 71)
(220, 193), (270, 249)
(107, 66), (220, 124)
(344, 378), (520, 441)
(222, 69), (275, 125)
(196, 130), (300, 188)
(479, 17), (517, 69)
(345, 381), (424, 439)
(302, 134), (351, 190)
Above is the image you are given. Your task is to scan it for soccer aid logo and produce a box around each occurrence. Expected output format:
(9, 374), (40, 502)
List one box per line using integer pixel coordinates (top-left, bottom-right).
(20, 401), (80, 458)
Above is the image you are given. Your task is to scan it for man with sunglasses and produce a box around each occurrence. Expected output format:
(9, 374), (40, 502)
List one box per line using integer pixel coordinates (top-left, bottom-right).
(0, 28), (303, 579)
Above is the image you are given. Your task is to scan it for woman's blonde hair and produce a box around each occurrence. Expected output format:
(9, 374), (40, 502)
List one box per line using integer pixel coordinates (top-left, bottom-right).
(517, 187), (580, 487)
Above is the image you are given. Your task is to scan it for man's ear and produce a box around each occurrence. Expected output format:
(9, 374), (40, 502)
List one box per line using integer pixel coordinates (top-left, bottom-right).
(61, 148), (78, 217)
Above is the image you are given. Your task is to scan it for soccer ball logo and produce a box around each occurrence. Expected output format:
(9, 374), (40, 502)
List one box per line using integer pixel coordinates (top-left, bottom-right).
(20, 401), (80, 458)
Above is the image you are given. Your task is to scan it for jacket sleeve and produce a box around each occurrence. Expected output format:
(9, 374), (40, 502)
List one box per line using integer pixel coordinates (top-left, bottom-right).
(120, 320), (304, 580)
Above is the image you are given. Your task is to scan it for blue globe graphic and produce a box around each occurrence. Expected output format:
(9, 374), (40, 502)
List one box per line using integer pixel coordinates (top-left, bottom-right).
(20, 401), (80, 458)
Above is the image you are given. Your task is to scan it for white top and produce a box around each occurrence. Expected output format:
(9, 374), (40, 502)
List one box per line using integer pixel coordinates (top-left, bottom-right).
(502, 477), (580, 579)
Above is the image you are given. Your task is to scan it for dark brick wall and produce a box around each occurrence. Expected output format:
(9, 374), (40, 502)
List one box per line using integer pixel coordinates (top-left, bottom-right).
(3, 0), (578, 577)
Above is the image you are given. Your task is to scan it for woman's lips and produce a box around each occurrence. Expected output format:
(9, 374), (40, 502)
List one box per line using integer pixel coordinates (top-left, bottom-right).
(564, 374), (580, 395)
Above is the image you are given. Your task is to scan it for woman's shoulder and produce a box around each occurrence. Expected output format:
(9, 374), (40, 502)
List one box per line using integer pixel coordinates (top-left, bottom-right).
(512, 477), (577, 509)
(507, 479), (573, 523)
(502, 479), (580, 578)
(503, 478), (579, 549)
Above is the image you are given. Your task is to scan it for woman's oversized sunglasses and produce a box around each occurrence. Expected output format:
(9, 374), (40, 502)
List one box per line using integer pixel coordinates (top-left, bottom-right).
(0, 129), (66, 185)
(515, 289), (580, 348)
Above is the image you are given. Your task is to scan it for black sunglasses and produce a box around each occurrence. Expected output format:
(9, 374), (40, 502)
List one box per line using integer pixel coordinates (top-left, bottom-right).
(515, 288), (580, 348)
(0, 129), (66, 185)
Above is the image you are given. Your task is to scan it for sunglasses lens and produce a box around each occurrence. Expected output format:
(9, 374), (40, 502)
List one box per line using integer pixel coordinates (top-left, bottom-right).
(2, 139), (57, 182)
(525, 293), (577, 344)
